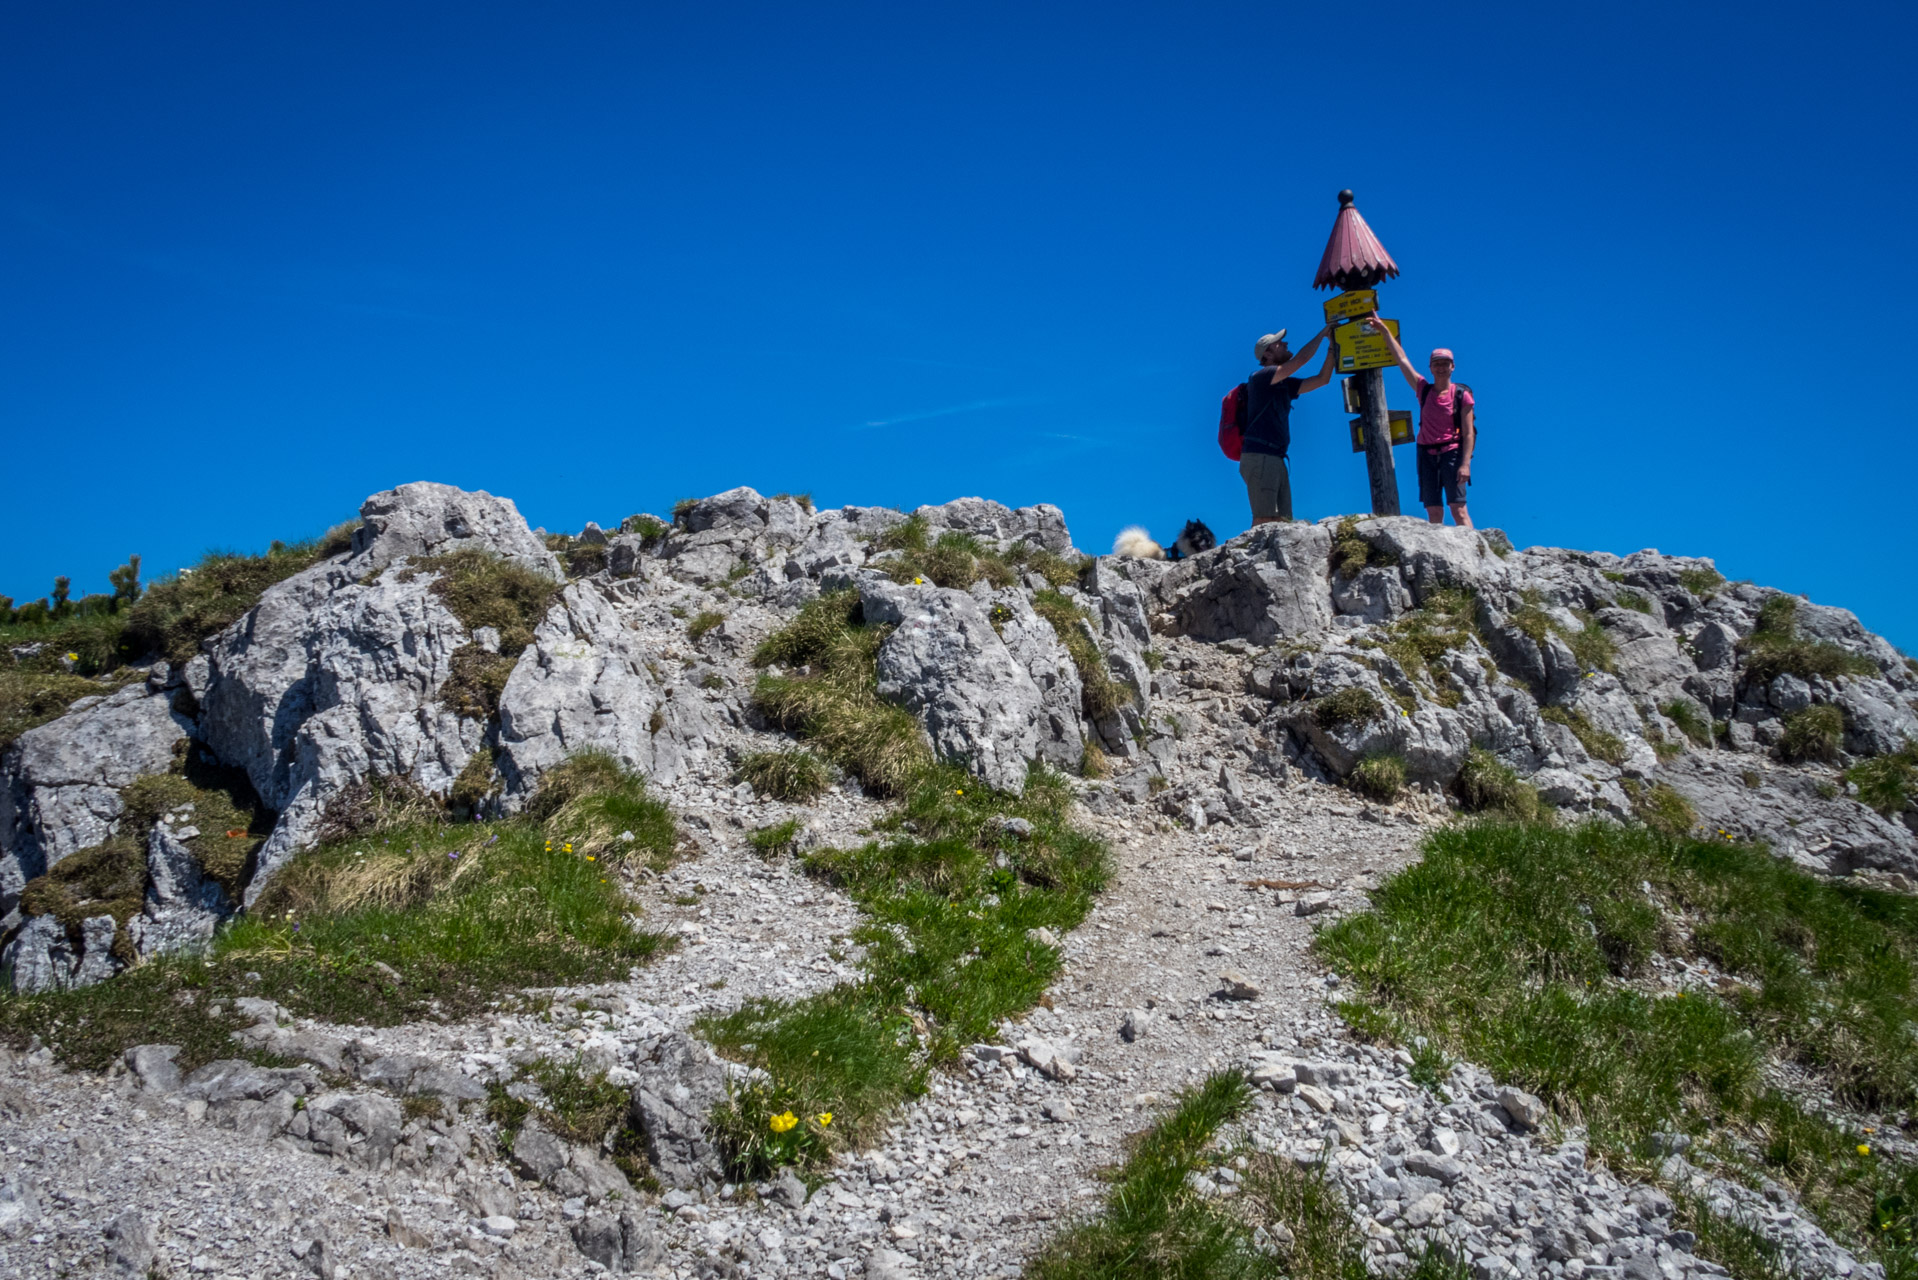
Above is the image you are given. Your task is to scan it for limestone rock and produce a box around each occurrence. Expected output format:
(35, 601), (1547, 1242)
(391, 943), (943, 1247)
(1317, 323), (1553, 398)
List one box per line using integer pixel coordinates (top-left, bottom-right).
(1, 684), (191, 915)
(861, 574), (1045, 794)
(127, 824), (232, 958)
(628, 1032), (730, 1189)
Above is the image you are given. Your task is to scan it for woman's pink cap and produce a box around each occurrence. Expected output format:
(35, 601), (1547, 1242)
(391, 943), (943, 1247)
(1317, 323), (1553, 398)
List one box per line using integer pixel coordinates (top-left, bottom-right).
(1430, 348), (1455, 363)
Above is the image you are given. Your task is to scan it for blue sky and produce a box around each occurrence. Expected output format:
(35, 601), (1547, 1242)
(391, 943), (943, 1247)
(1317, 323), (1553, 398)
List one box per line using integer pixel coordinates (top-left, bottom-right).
(5, 1), (1915, 648)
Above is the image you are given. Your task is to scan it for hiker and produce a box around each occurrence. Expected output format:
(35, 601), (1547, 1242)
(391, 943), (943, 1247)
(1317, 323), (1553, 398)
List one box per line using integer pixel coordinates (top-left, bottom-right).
(1368, 314), (1474, 527)
(1235, 325), (1337, 525)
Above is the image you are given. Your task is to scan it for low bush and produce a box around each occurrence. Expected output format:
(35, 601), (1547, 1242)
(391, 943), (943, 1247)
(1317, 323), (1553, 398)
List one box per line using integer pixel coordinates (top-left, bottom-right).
(1848, 743), (1918, 815)
(1455, 747), (1541, 821)
(401, 548), (560, 658)
(736, 749), (831, 802)
(1779, 704), (1845, 763)
(1350, 753), (1405, 802)
(1741, 596), (1877, 685)
(1314, 687), (1382, 731)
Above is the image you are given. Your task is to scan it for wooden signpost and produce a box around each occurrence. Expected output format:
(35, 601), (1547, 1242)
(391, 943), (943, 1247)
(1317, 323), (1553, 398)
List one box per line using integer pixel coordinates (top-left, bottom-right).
(1313, 191), (1402, 516)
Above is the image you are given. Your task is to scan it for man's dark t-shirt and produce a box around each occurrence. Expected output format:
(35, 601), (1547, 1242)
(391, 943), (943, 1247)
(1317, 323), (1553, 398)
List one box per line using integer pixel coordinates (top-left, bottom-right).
(1242, 373), (1301, 457)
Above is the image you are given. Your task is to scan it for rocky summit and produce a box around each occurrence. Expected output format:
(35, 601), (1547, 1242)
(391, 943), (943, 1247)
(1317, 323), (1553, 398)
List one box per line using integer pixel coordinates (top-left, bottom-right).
(1, 481), (1914, 1280)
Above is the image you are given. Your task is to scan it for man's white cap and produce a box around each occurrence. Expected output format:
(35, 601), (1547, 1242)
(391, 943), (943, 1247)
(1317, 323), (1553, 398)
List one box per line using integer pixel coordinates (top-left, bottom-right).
(1254, 330), (1288, 359)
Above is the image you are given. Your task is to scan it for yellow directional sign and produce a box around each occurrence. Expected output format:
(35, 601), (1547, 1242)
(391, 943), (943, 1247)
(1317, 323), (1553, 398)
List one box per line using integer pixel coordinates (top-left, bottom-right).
(1350, 411), (1414, 453)
(1322, 290), (1378, 324)
(1335, 317), (1400, 373)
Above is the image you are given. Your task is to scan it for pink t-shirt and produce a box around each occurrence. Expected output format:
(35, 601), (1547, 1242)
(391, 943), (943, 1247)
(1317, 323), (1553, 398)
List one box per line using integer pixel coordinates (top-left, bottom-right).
(1416, 377), (1473, 449)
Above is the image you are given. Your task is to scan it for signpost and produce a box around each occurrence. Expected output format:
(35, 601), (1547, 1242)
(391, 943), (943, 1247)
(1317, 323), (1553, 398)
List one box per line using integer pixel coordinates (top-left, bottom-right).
(1313, 190), (1402, 516)
(1349, 410), (1413, 453)
(1332, 315), (1399, 373)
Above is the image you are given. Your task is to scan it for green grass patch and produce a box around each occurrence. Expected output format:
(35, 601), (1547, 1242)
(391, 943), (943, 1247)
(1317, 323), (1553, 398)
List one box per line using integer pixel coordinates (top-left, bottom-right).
(1848, 743), (1918, 816)
(1349, 753), (1405, 803)
(1378, 588), (1476, 696)
(123, 527), (357, 664)
(1027, 1071), (1380, 1280)
(0, 668), (126, 752)
(487, 1053), (649, 1180)
(1540, 705), (1627, 764)
(1615, 589), (1653, 614)
(747, 818), (804, 859)
(1330, 515), (1398, 581)
(687, 610), (725, 642)
(1454, 748), (1541, 821)
(752, 590), (930, 796)
(1032, 590), (1125, 721)
(1566, 613), (1617, 674)
(1314, 688), (1382, 732)
(884, 531), (1017, 591)
(401, 547), (560, 657)
(1679, 567), (1727, 599)
(700, 763), (1109, 1178)
(1661, 699), (1714, 748)
(1778, 704), (1845, 763)
(1317, 819), (1918, 1271)
(1741, 596), (1878, 686)
(1, 752), (674, 1069)
(1631, 781), (1697, 837)
(736, 749), (831, 802)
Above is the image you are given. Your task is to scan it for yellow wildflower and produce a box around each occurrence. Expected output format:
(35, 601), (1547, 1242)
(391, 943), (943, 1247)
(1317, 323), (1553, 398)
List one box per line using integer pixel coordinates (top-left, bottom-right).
(769, 1111), (799, 1133)
(815, 1112), (833, 1127)
(1859, 1143), (1872, 1156)
(586, 855), (596, 862)
(65, 652), (78, 662)
(564, 842), (573, 853)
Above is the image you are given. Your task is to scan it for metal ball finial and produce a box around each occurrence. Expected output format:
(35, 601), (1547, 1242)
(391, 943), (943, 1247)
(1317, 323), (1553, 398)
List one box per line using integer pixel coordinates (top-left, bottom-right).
(1338, 189), (1354, 208)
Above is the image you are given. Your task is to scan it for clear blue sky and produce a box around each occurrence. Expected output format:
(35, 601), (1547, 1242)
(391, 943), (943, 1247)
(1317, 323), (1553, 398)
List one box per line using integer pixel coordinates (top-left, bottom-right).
(5, 1), (1915, 648)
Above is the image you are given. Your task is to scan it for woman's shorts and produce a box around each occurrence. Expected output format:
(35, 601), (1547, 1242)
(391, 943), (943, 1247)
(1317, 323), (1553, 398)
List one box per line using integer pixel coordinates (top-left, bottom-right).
(1417, 446), (1468, 507)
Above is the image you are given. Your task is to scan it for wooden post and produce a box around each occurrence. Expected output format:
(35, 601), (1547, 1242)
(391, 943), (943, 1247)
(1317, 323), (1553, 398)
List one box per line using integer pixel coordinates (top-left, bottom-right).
(1358, 366), (1399, 516)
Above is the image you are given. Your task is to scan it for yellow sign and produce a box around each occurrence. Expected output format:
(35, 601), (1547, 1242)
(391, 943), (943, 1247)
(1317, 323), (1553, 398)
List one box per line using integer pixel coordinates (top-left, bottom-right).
(1335, 317), (1400, 373)
(1322, 290), (1378, 324)
(1349, 410), (1414, 453)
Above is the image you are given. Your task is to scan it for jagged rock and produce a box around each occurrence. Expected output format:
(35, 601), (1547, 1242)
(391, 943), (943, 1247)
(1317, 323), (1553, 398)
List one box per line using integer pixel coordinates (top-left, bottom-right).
(1, 684), (192, 914)
(1655, 753), (1917, 876)
(1137, 522), (1335, 645)
(347, 481), (561, 578)
(496, 579), (715, 799)
(101, 1208), (156, 1277)
(572, 1208), (662, 1272)
(1332, 566), (1412, 623)
(860, 574), (1045, 793)
(629, 1032), (730, 1189)
(124, 1045), (184, 1094)
(911, 497), (1073, 554)
(9, 914), (123, 994)
(985, 587), (1086, 771)
(303, 1092), (404, 1166)
(127, 824), (231, 958)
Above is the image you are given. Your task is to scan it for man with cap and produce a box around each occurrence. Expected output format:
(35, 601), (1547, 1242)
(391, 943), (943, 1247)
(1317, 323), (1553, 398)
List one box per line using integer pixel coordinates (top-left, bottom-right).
(1239, 323), (1337, 525)
(1369, 314), (1475, 528)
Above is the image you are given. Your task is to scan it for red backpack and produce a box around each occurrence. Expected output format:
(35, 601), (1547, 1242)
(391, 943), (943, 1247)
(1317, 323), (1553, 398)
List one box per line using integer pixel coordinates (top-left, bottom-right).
(1218, 383), (1247, 461)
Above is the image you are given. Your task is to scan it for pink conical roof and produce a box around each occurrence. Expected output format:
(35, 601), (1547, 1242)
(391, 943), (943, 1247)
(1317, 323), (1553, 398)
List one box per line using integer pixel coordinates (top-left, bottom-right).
(1313, 190), (1399, 291)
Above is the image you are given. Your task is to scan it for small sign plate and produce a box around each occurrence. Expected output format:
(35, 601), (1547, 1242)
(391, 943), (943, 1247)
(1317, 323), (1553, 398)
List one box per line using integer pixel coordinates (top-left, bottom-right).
(1349, 410), (1414, 453)
(1322, 290), (1378, 324)
(1335, 317), (1400, 372)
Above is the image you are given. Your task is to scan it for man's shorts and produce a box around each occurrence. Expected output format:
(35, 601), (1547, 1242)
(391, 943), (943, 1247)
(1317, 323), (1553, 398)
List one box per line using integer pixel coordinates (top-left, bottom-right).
(1417, 445), (1469, 508)
(1240, 450), (1293, 522)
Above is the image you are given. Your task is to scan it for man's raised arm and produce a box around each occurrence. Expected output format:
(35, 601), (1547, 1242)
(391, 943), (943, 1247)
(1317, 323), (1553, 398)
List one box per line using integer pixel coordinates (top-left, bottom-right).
(1366, 313), (1422, 394)
(1271, 323), (1334, 382)
(1296, 339), (1338, 394)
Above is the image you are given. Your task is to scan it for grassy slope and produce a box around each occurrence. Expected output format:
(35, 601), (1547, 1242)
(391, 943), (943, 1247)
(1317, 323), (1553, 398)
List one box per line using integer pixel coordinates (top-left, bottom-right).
(0, 753), (675, 1072)
(1317, 819), (1918, 1276)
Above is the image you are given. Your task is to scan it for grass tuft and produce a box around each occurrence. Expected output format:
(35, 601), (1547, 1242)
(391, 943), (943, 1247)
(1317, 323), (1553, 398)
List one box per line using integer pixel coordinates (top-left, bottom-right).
(1779, 704), (1845, 763)
(1848, 743), (1918, 816)
(687, 610), (725, 642)
(1032, 590), (1125, 721)
(1540, 705), (1627, 764)
(1455, 747), (1541, 821)
(402, 548), (560, 658)
(1661, 699), (1713, 747)
(736, 749), (831, 802)
(1678, 566), (1726, 599)
(1314, 688), (1382, 732)
(1350, 753), (1405, 802)
(1741, 596), (1878, 685)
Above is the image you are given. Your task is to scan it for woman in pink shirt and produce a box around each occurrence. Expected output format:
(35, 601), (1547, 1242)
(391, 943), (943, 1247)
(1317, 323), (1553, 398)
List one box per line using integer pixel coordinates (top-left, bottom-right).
(1368, 314), (1475, 528)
